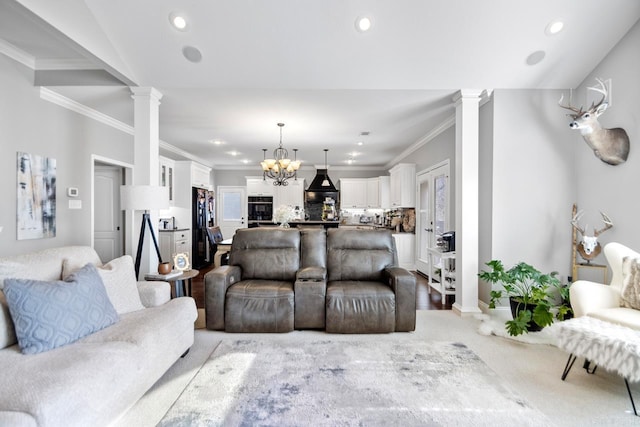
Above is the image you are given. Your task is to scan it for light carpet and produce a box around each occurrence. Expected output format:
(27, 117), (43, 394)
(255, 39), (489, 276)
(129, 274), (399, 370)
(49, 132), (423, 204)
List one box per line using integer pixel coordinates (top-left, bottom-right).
(158, 339), (550, 426)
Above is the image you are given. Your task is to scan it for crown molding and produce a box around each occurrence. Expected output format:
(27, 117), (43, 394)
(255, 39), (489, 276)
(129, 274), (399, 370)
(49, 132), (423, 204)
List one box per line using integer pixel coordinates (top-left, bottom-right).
(40, 87), (134, 134)
(35, 58), (98, 70)
(0, 38), (35, 69)
(159, 142), (206, 164)
(39, 87), (207, 165)
(385, 114), (455, 169)
(213, 164), (387, 172)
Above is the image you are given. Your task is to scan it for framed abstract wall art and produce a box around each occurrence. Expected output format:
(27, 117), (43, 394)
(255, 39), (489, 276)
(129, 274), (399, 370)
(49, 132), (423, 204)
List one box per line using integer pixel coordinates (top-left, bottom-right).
(17, 152), (56, 240)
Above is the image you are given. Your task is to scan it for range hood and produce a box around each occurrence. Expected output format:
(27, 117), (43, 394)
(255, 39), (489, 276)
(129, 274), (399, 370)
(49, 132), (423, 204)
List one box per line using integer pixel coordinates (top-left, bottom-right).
(307, 168), (337, 192)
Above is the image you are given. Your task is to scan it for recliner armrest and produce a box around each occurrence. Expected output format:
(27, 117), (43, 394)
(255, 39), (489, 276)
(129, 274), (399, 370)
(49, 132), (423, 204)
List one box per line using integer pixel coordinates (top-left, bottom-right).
(570, 279), (621, 318)
(384, 267), (417, 332)
(204, 265), (242, 330)
(297, 266), (327, 281)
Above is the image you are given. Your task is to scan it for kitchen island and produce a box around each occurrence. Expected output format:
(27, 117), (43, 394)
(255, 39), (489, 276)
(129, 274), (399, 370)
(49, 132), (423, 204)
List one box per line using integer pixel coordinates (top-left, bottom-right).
(248, 220), (340, 229)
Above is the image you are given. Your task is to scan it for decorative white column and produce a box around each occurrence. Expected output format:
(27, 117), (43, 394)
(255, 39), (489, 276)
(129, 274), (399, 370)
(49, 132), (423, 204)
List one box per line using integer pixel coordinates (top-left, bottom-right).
(452, 89), (483, 316)
(129, 87), (163, 279)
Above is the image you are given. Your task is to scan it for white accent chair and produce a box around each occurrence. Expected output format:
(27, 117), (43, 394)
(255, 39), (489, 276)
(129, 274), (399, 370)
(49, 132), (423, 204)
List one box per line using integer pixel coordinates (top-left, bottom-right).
(570, 242), (640, 330)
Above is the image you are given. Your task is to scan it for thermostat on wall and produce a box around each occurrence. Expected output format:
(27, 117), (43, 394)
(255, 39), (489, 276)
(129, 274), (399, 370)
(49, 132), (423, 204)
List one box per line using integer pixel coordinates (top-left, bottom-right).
(67, 187), (79, 197)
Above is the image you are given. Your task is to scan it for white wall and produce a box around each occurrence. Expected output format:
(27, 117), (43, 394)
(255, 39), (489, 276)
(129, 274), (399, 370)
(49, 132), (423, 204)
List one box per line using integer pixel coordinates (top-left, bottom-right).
(572, 19), (640, 254)
(396, 124), (456, 227)
(490, 89), (575, 281)
(478, 96), (494, 303)
(0, 55), (134, 257)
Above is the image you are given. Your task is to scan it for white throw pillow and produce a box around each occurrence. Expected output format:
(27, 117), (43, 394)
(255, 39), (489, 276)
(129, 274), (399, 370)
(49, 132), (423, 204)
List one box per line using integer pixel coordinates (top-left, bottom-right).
(620, 256), (640, 310)
(64, 255), (145, 314)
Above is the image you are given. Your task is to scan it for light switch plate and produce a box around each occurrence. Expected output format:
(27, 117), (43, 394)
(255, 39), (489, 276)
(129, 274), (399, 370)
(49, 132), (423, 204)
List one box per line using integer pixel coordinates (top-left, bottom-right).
(69, 200), (82, 209)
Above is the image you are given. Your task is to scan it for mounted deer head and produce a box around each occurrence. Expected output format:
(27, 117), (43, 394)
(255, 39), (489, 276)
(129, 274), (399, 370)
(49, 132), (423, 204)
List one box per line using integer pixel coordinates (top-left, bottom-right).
(571, 210), (613, 261)
(559, 78), (630, 165)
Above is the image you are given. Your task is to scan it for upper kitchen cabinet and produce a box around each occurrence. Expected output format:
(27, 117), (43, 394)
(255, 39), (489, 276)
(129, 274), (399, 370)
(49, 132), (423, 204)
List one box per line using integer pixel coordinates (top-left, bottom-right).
(246, 177), (275, 196)
(159, 156), (175, 205)
(191, 162), (212, 189)
(340, 178), (368, 208)
(389, 163), (416, 208)
(341, 177), (390, 209)
(378, 176), (390, 209)
(274, 179), (305, 208)
(174, 161), (212, 209)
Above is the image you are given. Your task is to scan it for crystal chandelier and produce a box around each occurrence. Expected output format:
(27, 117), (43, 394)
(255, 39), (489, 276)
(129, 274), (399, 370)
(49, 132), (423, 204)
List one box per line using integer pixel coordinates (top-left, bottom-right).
(260, 123), (301, 186)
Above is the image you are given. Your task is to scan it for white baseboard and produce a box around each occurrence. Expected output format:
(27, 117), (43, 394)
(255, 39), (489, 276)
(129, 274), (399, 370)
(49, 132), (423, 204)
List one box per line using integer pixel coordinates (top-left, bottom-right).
(477, 300), (510, 315)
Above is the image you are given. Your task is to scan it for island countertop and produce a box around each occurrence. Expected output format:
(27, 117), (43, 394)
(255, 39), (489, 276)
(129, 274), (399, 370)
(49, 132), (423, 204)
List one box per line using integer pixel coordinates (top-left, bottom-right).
(248, 220), (340, 229)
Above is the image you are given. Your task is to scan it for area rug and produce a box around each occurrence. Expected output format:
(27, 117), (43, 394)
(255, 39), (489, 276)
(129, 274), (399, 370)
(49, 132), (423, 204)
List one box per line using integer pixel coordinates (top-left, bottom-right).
(158, 339), (550, 426)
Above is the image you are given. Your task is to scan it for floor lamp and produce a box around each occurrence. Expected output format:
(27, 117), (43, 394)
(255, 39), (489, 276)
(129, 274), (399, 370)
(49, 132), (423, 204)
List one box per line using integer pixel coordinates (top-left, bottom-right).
(120, 185), (170, 278)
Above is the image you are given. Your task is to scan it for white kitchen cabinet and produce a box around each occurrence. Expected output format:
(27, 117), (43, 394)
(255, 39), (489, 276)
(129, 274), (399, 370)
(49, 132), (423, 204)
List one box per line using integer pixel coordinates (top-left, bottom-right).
(366, 178), (379, 208)
(389, 163), (416, 208)
(341, 177), (388, 209)
(246, 177), (275, 196)
(274, 179), (305, 208)
(159, 229), (192, 268)
(159, 156), (175, 205)
(340, 178), (368, 208)
(379, 176), (390, 209)
(191, 162), (212, 189)
(174, 160), (212, 208)
(392, 233), (415, 270)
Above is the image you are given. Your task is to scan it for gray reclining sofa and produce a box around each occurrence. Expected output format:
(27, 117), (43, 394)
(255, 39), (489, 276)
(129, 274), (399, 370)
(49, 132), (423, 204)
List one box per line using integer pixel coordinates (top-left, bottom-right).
(204, 227), (416, 333)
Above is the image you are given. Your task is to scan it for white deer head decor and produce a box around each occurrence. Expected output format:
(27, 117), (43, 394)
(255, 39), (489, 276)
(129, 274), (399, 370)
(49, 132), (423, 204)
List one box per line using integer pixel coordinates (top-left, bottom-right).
(559, 78), (630, 165)
(571, 210), (613, 262)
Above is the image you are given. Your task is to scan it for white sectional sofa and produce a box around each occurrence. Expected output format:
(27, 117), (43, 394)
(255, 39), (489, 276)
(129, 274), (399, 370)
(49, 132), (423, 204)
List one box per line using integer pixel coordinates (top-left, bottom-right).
(0, 246), (198, 427)
(570, 242), (640, 330)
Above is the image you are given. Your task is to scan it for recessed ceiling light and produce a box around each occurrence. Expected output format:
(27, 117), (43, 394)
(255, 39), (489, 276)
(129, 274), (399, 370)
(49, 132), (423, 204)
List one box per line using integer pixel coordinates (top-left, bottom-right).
(182, 46), (202, 63)
(357, 141), (364, 146)
(229, 151), (239, 156)
(526, 50), (546, 66)
(355, 15), (373, 33)
(169, 12), (188, 31)
(545, 19), (564, 35)
(209, 140), (223, 145)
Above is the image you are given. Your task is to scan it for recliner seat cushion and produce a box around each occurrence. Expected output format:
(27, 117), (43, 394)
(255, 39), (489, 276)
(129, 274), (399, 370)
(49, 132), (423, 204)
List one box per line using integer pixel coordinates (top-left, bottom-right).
(326, 281), (395, 333)
(225, 280), (294, 333)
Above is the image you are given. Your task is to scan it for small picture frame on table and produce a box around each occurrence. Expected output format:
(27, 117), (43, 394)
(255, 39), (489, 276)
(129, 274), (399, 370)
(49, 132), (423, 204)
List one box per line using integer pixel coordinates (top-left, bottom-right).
(173, 252), (191, 272)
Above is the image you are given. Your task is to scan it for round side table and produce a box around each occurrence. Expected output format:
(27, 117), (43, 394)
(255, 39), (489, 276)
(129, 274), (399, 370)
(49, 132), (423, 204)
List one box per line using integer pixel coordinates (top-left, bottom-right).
(167, 269), (199, 298)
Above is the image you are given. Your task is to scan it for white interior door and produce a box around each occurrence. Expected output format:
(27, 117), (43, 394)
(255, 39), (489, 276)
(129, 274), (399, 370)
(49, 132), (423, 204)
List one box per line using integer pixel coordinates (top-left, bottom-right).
(416, 161), (450, 275)
(94, 165), (123, 262)
(217, 186), (246, 239)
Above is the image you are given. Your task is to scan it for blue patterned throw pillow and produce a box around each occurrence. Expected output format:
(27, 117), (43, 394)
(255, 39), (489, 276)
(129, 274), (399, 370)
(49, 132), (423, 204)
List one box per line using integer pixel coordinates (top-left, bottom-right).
(4, 263), (119, 354)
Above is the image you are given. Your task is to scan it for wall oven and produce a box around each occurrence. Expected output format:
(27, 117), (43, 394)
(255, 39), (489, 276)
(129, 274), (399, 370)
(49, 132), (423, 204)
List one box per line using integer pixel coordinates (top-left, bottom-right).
(248, 196), (273, 221)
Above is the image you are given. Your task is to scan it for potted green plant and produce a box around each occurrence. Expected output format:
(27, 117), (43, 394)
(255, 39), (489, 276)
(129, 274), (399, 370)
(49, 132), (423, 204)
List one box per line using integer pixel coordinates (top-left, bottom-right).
(478, 260), (570, 336)
(555, 283), (573, 321)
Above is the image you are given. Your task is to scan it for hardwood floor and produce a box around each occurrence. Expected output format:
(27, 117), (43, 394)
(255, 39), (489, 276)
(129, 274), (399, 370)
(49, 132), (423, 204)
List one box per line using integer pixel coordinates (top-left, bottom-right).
(189, 264), (452, 310)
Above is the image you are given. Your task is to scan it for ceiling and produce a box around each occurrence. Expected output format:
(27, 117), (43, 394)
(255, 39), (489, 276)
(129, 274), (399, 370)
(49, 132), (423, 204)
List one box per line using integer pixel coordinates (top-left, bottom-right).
(2, 0), (640, 170)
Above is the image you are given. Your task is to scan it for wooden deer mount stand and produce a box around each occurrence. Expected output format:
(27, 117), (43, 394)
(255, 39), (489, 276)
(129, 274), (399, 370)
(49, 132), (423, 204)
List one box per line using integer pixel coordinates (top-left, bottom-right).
(571, 203), (610, 283)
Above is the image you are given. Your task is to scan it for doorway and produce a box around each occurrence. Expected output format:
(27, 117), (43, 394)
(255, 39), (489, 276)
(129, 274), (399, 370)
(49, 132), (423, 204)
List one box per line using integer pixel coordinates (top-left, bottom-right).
(92, 156), (133, 263)
(94, 165), (124, 262)
(216, 186), (246, 239)
(416, 160), (451, 276)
